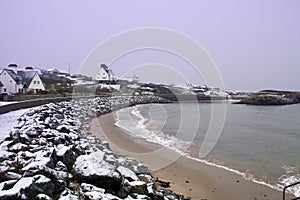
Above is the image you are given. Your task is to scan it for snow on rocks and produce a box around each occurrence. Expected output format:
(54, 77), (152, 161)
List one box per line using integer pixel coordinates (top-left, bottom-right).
(117, 166), (139, 181)
(0, 96), (189, 199)
(72, 154), (122, 193)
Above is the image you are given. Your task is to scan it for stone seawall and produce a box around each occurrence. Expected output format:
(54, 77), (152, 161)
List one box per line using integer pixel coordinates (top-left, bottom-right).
(0, 96), (190, 200)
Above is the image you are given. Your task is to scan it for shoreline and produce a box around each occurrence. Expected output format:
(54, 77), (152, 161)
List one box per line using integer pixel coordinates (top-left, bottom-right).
(90, 112), (292, 200)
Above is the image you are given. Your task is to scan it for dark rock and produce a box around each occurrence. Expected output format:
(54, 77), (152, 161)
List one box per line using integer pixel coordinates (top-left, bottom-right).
(72, 154), (122, 194)
(130, 181), (148, 195)
(55, 145), (78, 171)
(58, 188), (79, 200)
(134, 163), (149, 174)
(3, 172), (22, 181)
(0, 177), (34, 200)
(0, 151), (12, 162)
(117, 166), (138, 182)
(8, 143), (29, 152)
(0, 180), (18, 191)
(155, 178), (170, 188)
(57, 125), (70, 134)
(55, 161), (68, 172)
(23, 174), (55, 198)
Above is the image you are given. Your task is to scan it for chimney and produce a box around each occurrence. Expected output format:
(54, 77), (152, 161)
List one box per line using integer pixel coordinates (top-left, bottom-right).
(8, 64), (18, 74)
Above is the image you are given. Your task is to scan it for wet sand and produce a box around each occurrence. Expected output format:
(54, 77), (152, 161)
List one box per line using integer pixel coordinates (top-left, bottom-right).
(90, 112), (289, 200)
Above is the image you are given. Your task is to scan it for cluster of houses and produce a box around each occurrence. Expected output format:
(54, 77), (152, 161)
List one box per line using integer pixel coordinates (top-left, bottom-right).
(0, 63), (233, 101)
(0, 64), (45, 94)
(0, 64), (121, 96)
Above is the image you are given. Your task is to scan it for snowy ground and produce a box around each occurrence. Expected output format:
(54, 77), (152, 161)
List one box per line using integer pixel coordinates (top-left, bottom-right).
(0, 101), (18, 106)
(0, 107), (38, 140)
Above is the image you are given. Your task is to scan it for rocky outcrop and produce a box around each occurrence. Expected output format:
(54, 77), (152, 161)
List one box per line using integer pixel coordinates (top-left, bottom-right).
(236, 90), (300, 105)
(0, 96), (189, 199)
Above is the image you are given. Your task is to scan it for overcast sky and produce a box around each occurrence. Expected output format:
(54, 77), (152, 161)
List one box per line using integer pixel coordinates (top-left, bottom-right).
(0, 0), (299, 91)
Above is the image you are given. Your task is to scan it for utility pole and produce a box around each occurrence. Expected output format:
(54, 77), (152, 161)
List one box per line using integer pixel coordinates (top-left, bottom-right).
(68, 62), (71, 75)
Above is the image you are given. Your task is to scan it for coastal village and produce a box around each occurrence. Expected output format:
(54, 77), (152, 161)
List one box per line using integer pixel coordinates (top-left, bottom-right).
(0, 63), (232, 101)
(1, 63), (299, 105)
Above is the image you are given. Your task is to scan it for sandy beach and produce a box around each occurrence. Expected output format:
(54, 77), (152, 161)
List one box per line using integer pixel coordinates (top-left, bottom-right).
(90, 112), (289, 200)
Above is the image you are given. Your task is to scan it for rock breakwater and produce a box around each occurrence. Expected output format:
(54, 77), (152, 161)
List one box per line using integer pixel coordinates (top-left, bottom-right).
(0, 96), (189, 199)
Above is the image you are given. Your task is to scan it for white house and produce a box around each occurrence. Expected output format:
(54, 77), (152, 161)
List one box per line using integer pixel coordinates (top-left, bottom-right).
(0, 81), (4, 94)
(0, 64), (45, 94)
(94, 64), (115, 82)
(0, 68), (24, 94)
(18, 70), (45, 93)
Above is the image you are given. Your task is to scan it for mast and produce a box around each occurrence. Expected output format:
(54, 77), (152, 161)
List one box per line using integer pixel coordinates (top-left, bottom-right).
(68, 62), (71, 75)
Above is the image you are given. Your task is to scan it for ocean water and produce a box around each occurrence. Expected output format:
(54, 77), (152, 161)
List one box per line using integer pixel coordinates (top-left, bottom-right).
(114, 103), (300, 196)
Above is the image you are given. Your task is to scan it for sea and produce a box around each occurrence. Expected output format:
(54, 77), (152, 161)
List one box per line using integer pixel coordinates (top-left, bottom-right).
(114, 102), (300, 196)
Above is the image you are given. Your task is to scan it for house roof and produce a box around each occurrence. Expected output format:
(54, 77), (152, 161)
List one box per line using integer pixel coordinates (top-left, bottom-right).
(17, 70), (37, 88)
(2, 69), (23, 83)
(100, 64), (110, 73)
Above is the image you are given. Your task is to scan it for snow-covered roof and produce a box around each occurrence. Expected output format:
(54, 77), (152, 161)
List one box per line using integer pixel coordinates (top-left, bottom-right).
(2, 69), (23, 83)
(17, 71), (39, 87)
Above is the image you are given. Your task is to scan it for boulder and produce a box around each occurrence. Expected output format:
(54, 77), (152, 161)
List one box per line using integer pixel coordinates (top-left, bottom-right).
(22, 148), (57, 171)
(23, 174), (55, 198)
(58, 188), (79, 200)
(0, 151), (12, 162)
(55, 144), (78, 170)
(126, 193), (151, 200)
(105, 154), (117, 165)
(117, 166), (139, 181)
(134, 163), (149, 174)
(3, 172), (22, 180)
(81, 183), (105, 200)
(0, 180), (17, 191)
(0, 177), (34, 200)
(55, 161), (68, 172)
(138, 174), (153, 184)
(0, 141), (14, 151)
(72, 154), (122, 194)
(129, 181), (148, 195)
(8, 143), (29, 152)
(36, 193), (52, 200)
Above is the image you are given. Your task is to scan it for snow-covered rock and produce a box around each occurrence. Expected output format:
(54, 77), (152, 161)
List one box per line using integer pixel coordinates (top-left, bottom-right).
(0, 180), (17, 191)
(129, 181), (148, 195)
(134, 163), (149, 174)
(72, 154), (122, 193)
(0, 150), (12, 162)
(58, 188), (79, 200)
(55, 144), (78, 170)
(36, 193), (52, 200)
(0, 177), (34, 199)
(3, 172), (22, 180)
(117, 166), (139, 181)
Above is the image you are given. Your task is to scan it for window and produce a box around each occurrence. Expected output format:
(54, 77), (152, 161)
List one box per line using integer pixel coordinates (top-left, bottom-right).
(37, 81), (40, 84)
(4, 88), (6, 92)
(33, 81), (36, 84)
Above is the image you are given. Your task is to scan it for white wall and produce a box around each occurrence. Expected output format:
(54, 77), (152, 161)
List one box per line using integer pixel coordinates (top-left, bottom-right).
(27, 73), (45, 93)
(0, 70), (23, 94)
(94, 67), (110, 81)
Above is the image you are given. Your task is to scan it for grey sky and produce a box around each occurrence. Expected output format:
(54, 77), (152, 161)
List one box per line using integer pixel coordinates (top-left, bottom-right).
(0, 0), (299, 91)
